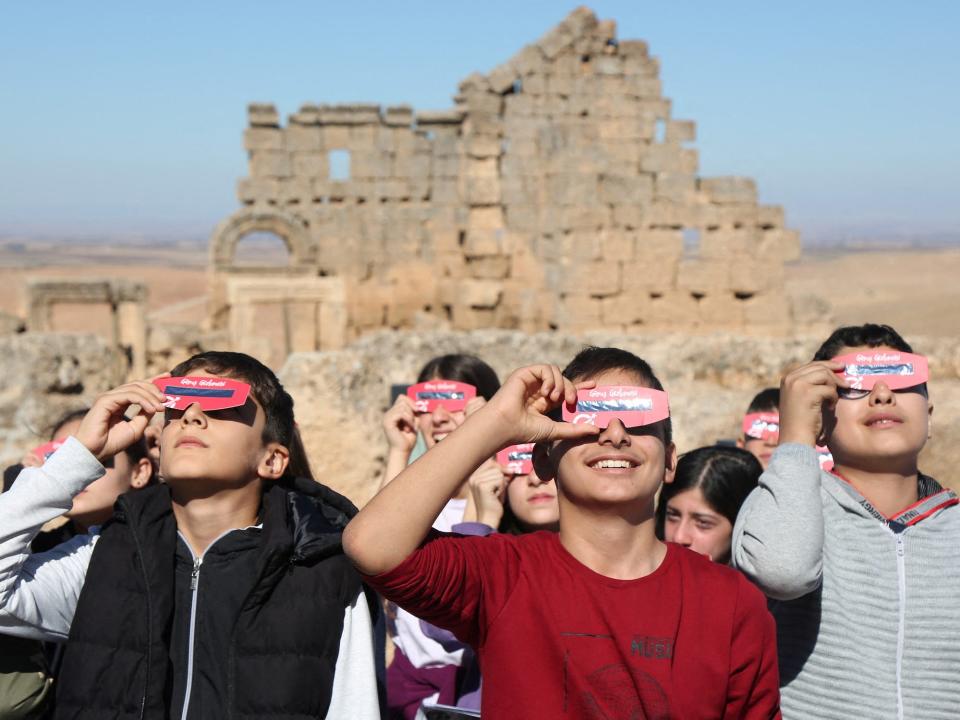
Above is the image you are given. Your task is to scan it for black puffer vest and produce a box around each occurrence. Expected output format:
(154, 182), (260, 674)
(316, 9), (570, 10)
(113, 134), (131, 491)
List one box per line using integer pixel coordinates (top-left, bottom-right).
(54, 477), (363, 720)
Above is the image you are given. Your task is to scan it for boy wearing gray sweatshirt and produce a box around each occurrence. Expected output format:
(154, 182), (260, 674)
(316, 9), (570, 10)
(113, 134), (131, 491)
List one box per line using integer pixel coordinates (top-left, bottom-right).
(733, 324), (960, 720)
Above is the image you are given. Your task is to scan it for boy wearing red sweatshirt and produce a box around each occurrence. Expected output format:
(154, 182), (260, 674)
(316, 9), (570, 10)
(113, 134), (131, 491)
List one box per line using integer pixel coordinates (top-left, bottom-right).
(346, 347), (780, 719)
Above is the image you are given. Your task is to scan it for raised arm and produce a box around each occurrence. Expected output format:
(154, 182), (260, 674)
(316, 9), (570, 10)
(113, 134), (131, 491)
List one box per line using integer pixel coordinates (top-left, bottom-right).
(344, 365), (597, 576)
(732, 360), (845, 600)
(0, 439), (104, 640)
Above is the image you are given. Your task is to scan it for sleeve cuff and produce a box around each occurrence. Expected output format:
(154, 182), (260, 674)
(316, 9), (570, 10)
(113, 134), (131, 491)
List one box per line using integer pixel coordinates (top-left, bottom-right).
(42, 436), (106, 497)
(451, 522), (495, 537)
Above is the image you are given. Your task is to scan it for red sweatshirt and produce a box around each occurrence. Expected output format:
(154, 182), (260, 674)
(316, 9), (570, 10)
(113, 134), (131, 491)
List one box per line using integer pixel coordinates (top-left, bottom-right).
(368, 531), (780, 719)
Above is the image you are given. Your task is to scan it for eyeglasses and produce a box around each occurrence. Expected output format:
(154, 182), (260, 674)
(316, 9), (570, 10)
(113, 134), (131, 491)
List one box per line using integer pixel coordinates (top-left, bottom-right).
(837, 384), (927, 401)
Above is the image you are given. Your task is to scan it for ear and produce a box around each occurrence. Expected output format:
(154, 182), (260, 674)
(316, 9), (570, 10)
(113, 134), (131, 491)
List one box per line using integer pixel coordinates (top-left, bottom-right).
(927, 399), (934, 440)
(532, 442), (557, 484)
(735, 437), (744, 449)
(258, 443), (290, 481)
(663, 442), (678, 484)
(129, 458), (153, 489)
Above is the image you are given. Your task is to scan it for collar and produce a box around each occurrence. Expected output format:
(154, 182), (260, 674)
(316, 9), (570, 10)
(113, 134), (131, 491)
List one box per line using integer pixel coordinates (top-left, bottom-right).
(831, 469), (958, 530)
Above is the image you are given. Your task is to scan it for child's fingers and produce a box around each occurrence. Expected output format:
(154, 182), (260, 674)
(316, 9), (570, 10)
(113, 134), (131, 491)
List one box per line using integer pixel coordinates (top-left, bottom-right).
(561, 376), (579, 408)
(550, 420), (600, 442)
(538, 365), (556, 403)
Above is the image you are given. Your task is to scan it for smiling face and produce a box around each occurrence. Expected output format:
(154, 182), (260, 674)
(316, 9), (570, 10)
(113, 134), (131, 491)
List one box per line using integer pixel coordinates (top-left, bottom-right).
(545, 368), (676, 513)
(415, 377), (467, 449)
(159, 371), (286, 495)
(506, 468), (560, 532)
(823, 345), (932, 472)
(663, 487), (734, 563)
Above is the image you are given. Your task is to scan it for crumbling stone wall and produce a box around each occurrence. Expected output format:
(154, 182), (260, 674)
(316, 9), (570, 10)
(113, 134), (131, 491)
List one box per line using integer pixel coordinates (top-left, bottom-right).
(214, 6), (800, 340)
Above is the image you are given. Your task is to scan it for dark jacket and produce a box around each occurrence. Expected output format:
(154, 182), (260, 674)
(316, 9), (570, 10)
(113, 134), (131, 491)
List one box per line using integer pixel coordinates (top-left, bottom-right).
(54, 477), (367, 720)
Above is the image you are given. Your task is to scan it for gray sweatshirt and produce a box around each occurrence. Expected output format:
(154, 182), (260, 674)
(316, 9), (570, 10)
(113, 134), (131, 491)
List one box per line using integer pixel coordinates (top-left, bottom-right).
(732, 443), (960, 720)
(0, 437), (381, 720)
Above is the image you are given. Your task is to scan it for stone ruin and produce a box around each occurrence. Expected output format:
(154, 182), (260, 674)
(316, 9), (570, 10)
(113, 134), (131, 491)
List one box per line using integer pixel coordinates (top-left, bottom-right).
(210, 5), (801, 346)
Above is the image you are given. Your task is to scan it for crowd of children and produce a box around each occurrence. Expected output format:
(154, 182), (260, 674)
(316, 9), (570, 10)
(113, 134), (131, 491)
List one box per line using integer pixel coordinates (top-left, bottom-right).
(0, 323), (956, 719)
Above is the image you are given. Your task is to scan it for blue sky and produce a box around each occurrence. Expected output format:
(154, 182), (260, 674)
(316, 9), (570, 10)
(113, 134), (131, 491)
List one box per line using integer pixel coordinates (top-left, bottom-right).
(1, 1), (958, 241)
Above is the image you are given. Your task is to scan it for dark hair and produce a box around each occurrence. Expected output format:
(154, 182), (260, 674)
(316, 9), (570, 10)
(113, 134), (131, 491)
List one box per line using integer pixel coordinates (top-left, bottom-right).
(417, 354), (500, 401)
(655, 446), (762, 538)
(286, 425), (315, 481)
(170, 351), (295, 448)
(746, 388), (780, 415)
(561, 346), (672, 446)
(50, 407), (150, 474)
(813, 323), (914, 361)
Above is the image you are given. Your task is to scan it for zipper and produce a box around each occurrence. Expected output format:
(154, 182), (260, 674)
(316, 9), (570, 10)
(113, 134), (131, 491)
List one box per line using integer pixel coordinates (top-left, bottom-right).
(177, 529), (236, 720)
(893, 530), (907, 720)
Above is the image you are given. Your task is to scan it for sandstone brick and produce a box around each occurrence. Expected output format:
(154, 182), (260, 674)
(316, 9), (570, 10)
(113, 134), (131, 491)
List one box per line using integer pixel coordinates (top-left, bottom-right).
(654, 173), (697, 204)
(467, 256), (511, 279)
(677, 259), (730, 294)
(612, 204), (644, 229)
(600, 229), (633, 261)
(757, 205), (785, 229)
(291, 151), (329, 179)
(599, 173), (655, 205)
(665, 120), (696, 144)
(601, 289), (650, 325)
(697, 292), (744, 325)
(459, 279), (503, 309)
(248, 103), (279, 128)
(466, 134), (502, 158)
(698, 228), (760, 258)
(699, 177), (757, 205)
(636, 229), (683, 257)
(320, 125), (350, 148)
(244, 127), (283, 151)
(742, 293), (790, 328)
(555, 293), (603, 327)
(285, 125), (322, 152)
(464, 227), (503, 256)
(620, 257), (678, 293)
(249, 150), (291, 178)
(236, 177), (279, 204)
(646, 290), (699, 326)
(464, 176), (501, 205)
(728, 255), (783, 295)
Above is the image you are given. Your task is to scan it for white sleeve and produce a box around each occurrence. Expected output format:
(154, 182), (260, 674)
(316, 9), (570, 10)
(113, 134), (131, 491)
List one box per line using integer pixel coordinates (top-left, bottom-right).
(325, 589), (381, 720)
(0, 437), (104, 641)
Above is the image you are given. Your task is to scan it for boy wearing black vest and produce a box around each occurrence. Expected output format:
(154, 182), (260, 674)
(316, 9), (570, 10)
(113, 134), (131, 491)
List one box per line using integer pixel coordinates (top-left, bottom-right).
(0, 351), (381, 719)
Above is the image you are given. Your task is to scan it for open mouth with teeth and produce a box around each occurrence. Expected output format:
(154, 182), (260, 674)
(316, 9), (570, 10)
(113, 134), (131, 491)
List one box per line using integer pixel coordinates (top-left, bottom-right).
(865, 416), (903, 428)
(589, 458), (638, 471)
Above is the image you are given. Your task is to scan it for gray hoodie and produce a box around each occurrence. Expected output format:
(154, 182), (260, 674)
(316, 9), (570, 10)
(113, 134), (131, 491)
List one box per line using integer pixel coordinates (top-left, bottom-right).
(732, 443), (960, 720)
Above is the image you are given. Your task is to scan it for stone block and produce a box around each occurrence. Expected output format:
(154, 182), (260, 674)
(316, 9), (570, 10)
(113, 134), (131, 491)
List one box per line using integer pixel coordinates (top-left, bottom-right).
(467, 256), (511, 279)
(555, 292), (603, 328)
(466, 134), (502, 158)
(757, 205), (785, 229)
(352, 151), (390, 180)
(249, 150), (291, 178)
(698, 228), (760, 258)
(618, 255), (676, 293)
(696, 203), (759, 229)
(291, 151), (329, 179)
(624, 55), (659, 78)
(488, 60), (519, 94)
(546, 173), (598, 206)
(666, 120), (696, 144)
(468, 206), (504, 230)
(636, 229), (683, 257)
(600, 228), (633, 260)
(559, 205), (610, 232)
(319, 103), (381, 125)
(618, 40), (649, 59)
(465, 176), (502, 206)
(504, 205), (539, 233)
(646, 290), (700, 326)
(433, 155), (461, 177)
(520, 73), (546, 95)
(677, 259), (730, 294)
(464, 227), (503, 256)
(384, 105), (414, 127)
(320, 125), (350, 148)
(639, 144), (685, 173)
(431, 178), (460, 206)
(459, 279), (503, 309)
(699, 177), (757, 205)
(624, 77), (662, 100)
(728, 255), (783, 295)
(742, 292), (790, 327)
(593, 55), (623, 76)
(236, 177), (280, 204)
(512, 43), (547, 75)
(248, 103), (279, 128)
(244, 127), (283, 152)
(452, 306), (497, 331)
(612, 204), (644, 229)
(285, 125), (322, 152)
(599, 173), (655, 205)
(654, 173), (697, 204)
(697, 292), (744, 325)
(277, 178), (313, 204)
(601, 289), (650, 325)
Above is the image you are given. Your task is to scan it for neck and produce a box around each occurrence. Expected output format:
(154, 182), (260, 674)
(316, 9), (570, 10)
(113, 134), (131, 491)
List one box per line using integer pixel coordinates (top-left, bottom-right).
(171, 480), (263, 557)
(558, 501), (666, 580)
(834, 463), (919, 518)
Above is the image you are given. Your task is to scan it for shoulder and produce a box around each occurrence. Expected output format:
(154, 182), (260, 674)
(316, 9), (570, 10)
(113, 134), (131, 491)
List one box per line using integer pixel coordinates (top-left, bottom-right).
(672, 545), (767, 608)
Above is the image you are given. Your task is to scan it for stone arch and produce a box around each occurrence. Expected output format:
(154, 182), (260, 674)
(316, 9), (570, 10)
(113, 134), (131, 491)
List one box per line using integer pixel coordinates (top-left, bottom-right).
(209, 208), (316, 270)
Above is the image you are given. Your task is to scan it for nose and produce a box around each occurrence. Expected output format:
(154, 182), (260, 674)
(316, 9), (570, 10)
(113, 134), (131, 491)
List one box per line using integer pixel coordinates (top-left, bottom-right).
(598, 418), (630, 448)
(672, 519), (694, 547)
(868, 381), (896, 406)
(180, 403), (208, 427)
(430, 405), (452, 424)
